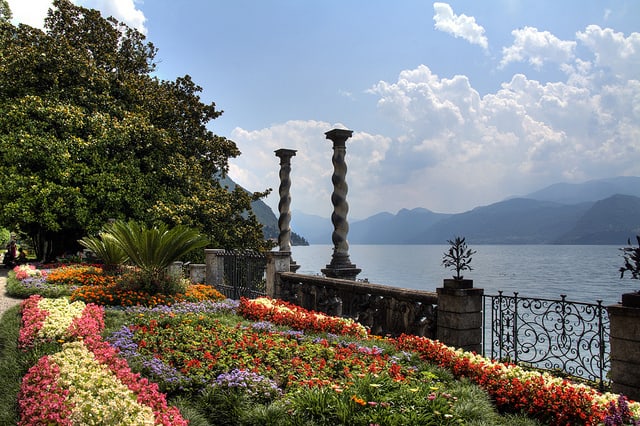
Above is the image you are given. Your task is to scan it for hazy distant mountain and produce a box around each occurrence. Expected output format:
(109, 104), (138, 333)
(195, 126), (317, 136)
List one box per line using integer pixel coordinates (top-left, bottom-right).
(555, 194), (640, 244)
(282, 176), (640, 245)
(349, 208), (450, 244)
(412, 198), (593, 244)
(523, 176), (640, 204)
(290, 210), (333, 244)
(218, 175), (308, 245)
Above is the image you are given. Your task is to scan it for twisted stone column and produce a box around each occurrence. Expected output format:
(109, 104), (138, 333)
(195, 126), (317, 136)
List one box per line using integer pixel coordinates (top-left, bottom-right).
(275, 148), (300, 272)
(321, 128), (361, 280)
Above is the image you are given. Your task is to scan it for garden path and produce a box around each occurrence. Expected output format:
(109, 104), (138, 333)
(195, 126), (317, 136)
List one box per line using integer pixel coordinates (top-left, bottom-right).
(0, 269), (21, 317)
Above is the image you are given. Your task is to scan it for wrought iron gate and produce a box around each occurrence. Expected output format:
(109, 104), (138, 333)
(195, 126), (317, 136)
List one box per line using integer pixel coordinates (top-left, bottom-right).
(217, 250), (267, 299)
(483, 292), (610, 390)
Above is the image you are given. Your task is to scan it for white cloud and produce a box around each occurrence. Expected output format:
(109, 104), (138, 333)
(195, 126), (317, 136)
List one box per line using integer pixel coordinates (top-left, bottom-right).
(575, 25), (640, 81)
(228, 121), (392, 219)
(500, 27), (576, 69)
(230, 49), (640, 216)
(7, 0), (50, 28)
(366, 61), (639, 212)
(7, 0), (146, 33)
(433, 2), (488, 50)
(78, 0), (147, 34)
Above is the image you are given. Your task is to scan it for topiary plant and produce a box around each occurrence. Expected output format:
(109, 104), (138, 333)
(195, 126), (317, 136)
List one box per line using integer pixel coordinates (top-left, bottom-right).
(620, 235), (640, 283)
(442, 236), (476, 280)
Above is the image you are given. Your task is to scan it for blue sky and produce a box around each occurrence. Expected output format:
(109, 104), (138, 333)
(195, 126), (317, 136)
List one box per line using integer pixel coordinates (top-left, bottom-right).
(9, 1), (640, 219)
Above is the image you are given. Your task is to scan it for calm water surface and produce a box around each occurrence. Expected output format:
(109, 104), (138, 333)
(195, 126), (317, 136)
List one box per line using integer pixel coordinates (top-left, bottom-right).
(291, 244), (635, 306)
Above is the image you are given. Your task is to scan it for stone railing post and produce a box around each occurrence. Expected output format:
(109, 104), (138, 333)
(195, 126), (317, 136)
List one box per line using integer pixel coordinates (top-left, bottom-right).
(321, 128), (361, 280)
(205, 249), (225, 286)
(168, 261), (183, 277)
(436, 280), (484, 353)
(189, 263), (206, 284)
(608, 304), (640, 400)
(275, 148), (300, 272)
(266, 251), (291, 299)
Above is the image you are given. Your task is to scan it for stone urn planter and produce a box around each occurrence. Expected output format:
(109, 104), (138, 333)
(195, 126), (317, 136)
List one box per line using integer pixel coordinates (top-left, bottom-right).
(443, 278), (474, 289)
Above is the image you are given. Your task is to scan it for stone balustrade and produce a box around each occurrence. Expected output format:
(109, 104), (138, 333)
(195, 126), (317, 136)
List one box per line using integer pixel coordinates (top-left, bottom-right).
(276, 270), (437, 338)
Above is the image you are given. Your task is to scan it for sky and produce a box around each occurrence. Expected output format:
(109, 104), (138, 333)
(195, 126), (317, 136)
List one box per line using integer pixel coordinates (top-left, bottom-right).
(8, 0), (640, 220)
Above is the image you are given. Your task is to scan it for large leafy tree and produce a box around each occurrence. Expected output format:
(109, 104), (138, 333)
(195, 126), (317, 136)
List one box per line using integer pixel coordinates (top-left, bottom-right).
(0, 0), (11, 22)
(0, 0), (270, 260)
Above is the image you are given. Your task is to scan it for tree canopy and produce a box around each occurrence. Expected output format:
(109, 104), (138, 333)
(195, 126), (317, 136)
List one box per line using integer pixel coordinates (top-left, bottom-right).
(0, 0), (271, 260)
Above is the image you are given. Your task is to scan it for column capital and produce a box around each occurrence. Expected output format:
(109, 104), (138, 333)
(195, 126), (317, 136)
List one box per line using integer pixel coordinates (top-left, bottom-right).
(325, 128), (353, 147)
(275, 148), (297, 160)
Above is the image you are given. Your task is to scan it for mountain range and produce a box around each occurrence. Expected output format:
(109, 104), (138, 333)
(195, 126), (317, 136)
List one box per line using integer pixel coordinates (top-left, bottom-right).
(287, 176), (640, 245)
(218, 175), (308, 245)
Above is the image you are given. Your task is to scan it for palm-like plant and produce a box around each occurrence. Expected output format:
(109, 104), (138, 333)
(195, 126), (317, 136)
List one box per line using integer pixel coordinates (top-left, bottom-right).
(78, 233), (129, 270)
(80, 220), (210, 294)
(107, 220), (209, 272)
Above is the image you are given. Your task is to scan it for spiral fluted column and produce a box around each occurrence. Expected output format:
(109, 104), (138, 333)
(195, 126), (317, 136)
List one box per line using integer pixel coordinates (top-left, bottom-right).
(321, 128), (361, 280)
(275, 148), (300, 272)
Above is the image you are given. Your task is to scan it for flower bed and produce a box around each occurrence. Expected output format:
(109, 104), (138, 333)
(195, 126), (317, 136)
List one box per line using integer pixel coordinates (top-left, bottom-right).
(11, 264), (640, 424)
(238, 296), (368, 338)
(71, 283), (225, 307)
(394, 334), (640, 425)
(45, 264), (115, 287)
(114, 312), (406, 391)
(109, 308), (463, 423)
(17, 297), (187, 426)
(18, 295), (104, 349)
(13, 264), (47, 281)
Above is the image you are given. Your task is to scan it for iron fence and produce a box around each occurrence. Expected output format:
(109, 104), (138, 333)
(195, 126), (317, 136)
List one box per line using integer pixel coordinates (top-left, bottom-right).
(217, 250), (267, 299)
(483, 292), (610, 390)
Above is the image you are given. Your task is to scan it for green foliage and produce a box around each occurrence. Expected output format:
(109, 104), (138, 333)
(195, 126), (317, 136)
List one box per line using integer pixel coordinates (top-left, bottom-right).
(281, 373), (463, 426)
(0, 0), (271, 260)
(0, 306), (23, 426)
(105, 220), (209, 272)
(78, 233), (128, 267)
(82, 220), (209, 294)
(442, 236), (477, 280)
(0, 228), (10, 247)
(0, 0), (11, 21)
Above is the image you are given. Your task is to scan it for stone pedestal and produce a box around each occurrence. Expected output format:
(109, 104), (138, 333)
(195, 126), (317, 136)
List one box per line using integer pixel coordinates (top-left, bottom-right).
(189, 263), (206, 284)
(322, 252), (361, 281)
(168, 261), (183, 277)
(437, 285), (484, 353)
(205, 249), (225, 286)
(608, 304), (640, 400)
(266, 251), (291, 300)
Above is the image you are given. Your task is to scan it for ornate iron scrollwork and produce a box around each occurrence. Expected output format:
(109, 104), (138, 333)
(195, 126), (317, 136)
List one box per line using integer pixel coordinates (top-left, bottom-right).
(486, 292), (609, 390)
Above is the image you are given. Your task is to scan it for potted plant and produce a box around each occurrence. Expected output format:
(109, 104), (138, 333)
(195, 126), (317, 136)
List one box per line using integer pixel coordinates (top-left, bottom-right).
(619, 235), (640, 307)
(442, 236), (476, 289)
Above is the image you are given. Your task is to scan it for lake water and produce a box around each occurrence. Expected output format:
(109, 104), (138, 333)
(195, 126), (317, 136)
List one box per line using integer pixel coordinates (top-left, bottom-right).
(290, 244), (637, 306)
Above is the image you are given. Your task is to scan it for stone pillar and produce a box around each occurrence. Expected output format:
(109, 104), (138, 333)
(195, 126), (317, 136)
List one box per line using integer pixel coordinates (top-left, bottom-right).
(608, 304), (640, 400)
(321, 128), (361, 280)
(168, 261), (183, 277)
(189, 263), (206, 284)
(266, 251), (291, 300)
(205, 249), (225, 286)
(437, 280), (484, 353)
(275, 148), (300, 272)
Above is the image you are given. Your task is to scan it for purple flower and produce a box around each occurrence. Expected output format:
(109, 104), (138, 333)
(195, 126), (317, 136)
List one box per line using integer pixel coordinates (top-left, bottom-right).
(213, 369), (282, 401)
(251, 321), (275, 331)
